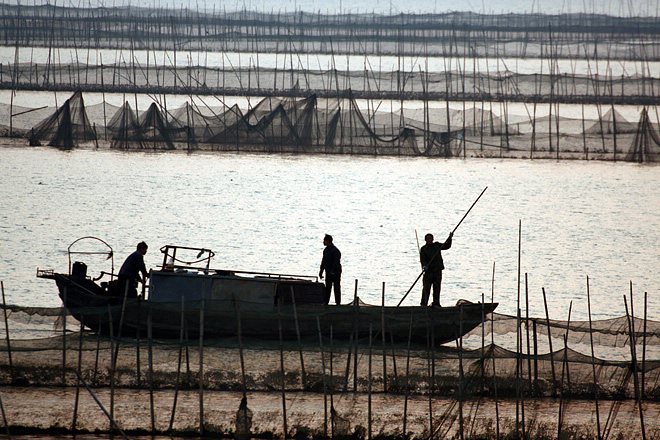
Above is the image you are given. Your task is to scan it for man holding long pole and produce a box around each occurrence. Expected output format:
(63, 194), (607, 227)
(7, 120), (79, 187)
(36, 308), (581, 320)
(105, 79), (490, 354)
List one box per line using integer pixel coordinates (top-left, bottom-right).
(397, 186), (488, 307)
(419, 231), (453, 307)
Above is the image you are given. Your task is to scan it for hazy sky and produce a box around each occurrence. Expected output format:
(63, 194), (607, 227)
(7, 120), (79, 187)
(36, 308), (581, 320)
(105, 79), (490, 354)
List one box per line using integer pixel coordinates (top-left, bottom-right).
(2, 0), (658, 16)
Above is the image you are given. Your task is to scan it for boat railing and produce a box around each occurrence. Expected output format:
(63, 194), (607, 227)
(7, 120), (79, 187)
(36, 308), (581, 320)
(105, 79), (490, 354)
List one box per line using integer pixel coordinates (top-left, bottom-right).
(160, 244), (215, 273)
(159, 244), (318, 282)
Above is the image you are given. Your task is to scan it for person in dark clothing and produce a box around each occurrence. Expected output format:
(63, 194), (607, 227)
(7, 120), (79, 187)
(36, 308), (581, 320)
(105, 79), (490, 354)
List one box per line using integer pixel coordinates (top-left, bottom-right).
(117, 241), (149, 298)
(419, 232), (453, 307)
(319, 234), (342, 305)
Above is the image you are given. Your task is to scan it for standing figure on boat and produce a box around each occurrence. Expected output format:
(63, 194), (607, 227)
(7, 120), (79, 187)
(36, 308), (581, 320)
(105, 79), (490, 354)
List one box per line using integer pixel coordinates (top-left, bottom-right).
(419, 232), (453, 307)
(319, 234), (342, 305)
(117, 241), (149, 298)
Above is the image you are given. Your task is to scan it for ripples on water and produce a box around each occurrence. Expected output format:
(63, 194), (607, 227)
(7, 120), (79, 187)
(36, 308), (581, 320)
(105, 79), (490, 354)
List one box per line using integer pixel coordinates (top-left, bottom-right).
(0, 147), (658, 321)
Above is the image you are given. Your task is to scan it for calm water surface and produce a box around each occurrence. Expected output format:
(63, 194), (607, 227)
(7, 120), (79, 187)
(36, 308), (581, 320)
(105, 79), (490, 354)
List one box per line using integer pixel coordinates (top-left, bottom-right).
(0, 147), (658, 321)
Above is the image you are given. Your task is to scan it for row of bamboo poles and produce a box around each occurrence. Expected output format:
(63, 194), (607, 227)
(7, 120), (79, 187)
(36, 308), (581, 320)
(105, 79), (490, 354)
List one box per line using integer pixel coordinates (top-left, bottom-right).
(0, 5), (658, 60)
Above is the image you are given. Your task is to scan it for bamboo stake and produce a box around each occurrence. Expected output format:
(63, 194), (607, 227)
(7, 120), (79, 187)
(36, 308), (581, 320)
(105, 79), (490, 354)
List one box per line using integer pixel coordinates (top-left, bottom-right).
(542, 287), (557, 396)
(71, 317), (85, 432)
(491, 262), (500, 440)
(0, 390), (8, 436)
(169, 296), (186, 431)
(107, 305), (115, 426)
(642, 292), (648, 400)
(368, 322), (373, 440)
(381, 281), (387, 392)
(624, 288), (646, 440)
(290, 287), (306, 388)
(458, 306), (465, 440)
(557, 301), (572, 440)
(199, 298), (205, 436)
(586, 276), (602, 440)
(316, 316), (328, 439)
(277, 300), (288, 439)
(62, 286), (68, 386)
(353, 279), (359, 393)
(0, 282), (13, 382)
(235, 297), (247, 397)
(74, 371), (129, 440)
(148, 303), (155, 433)
(402, 312), (413, 436)
(525, 274), (532, 395)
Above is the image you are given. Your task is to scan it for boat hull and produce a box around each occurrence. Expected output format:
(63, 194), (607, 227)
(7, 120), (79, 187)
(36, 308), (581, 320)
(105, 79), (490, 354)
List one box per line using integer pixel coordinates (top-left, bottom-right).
(45, 272), (497, 345)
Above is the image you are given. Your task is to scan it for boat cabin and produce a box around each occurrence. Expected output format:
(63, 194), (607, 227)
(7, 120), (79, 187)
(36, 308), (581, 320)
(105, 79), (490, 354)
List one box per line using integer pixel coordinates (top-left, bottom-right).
(148, 245), (325, 310)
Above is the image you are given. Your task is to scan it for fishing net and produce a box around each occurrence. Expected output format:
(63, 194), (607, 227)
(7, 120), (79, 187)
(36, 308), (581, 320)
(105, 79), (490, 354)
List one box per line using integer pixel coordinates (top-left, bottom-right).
(27, 90), (98, 148)
(0, 303), (657, 401)
(625, 107), (660, 162)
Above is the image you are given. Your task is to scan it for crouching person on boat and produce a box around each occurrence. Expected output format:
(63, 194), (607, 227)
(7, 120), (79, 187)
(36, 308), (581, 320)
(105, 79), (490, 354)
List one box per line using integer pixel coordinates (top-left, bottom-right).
(420, 232), (452, 307)
(319, 234), (342, 305)
(117, 241), (149, 298)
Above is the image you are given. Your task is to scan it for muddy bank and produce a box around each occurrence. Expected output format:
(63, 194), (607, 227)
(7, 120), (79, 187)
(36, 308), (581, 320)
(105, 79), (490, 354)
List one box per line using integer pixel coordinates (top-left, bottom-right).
(2, 386), (657, 439)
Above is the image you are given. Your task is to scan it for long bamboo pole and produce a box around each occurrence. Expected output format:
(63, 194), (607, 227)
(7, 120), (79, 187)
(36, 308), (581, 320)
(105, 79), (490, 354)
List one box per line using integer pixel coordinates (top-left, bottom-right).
(542, 287), (557, 396)
(586, 276), (602, 440)
(277, 300), (288, 439)
(148, 303), (155, 433)
(491, 262), (500, 439)
(316, 316), (328, 439)
(290, 287), (306, 388)
(402, 312), (413, 436)
(0, 282), (13, 382)
(169, 297), (186, 431)
(198, 298), (205, 436)
(381, 282), (387, 392)
(398, 186), (488, 306)
(74, 371), (129, 440)
(71, 317), (85, 432)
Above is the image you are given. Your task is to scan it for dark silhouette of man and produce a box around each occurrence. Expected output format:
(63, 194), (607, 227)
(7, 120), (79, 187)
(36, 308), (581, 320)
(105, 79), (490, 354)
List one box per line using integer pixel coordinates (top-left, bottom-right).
(117, 241), (148, 298)
(419, 232), (453, 307)
(319, 234), (342, 305)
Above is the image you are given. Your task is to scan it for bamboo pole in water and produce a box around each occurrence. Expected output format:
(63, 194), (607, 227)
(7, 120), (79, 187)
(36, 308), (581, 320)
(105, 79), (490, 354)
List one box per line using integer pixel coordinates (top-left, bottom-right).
(235, 297), (247, 397)
(199, 298), (206, 436)
(625, 288), (646, 440)
(290, 287), (306, 388)
(457, 306), (465, 440)
(62, 286), (68, 386)
(402, 312), (413, 436)
(107, 305), (116, 425)
(525, 274), (532, 394)
(0, 390), (8, 435)
(368, 322), (373, 440)
(148, 303), (155, 433)
(169, 297), (186, 431)
(316, 316), (328, 439)
(353, 279), (359, 393)
(71, 317), (85, 432)
(277, 300), (288, 439)
(542, 287), (557, 396)
(491, 262), (500, 439)
(381, 282), (387, 392)
(74, 371), (129, 440)
(135, 301), (141, 387)
(0, 282), (13, 382)
(557, 301), (572, 440)
(586, 276), (602, 440)
(642, 292), (648, 400)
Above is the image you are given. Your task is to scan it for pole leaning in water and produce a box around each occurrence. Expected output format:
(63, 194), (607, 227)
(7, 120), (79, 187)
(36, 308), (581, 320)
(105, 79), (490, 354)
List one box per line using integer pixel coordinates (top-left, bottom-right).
(397, 186), (488, 307)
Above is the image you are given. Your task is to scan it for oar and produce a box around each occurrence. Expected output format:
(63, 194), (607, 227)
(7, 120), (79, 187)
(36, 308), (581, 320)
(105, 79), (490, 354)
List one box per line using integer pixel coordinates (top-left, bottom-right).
(396, 186), (488, 307)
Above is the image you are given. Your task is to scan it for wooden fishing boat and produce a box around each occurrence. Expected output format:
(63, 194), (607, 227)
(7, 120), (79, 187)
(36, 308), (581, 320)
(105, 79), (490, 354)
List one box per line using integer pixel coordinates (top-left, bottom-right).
(37, 237), (497, 345)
